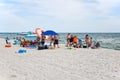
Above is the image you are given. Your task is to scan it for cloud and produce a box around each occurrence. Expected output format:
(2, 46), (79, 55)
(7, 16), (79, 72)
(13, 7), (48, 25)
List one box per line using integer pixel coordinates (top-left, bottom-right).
(0, 0), (120, 32)
(0, 3), (5, 6)
(96, 0), (120, 15)
(80, 0), (98, 3)
(2, 0), (92, 19)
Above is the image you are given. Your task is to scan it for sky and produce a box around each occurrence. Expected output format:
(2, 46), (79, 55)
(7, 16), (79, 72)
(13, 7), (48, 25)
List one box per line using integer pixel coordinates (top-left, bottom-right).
(0, 0), (120, 33)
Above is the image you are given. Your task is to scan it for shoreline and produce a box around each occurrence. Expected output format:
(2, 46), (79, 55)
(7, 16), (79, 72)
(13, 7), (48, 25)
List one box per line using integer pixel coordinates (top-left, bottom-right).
(1, 38), (120, 51)
(0, 32), (120, 51)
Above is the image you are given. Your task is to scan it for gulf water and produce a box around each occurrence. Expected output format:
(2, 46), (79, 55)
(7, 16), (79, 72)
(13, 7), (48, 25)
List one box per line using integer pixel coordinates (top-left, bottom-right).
(0, 32), (120, 50)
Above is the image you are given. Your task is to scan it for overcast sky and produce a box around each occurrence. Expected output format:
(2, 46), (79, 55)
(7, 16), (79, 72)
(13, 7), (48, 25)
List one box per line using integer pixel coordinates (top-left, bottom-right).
(0, 0), (120, 32)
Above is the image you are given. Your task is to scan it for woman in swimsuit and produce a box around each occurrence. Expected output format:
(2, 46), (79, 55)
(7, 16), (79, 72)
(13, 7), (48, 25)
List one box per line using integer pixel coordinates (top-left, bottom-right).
(66, 33), (71, 47)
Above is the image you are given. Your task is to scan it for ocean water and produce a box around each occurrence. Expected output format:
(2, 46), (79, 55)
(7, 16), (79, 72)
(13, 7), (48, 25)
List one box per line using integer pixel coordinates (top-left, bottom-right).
(0, 32), (120, 50)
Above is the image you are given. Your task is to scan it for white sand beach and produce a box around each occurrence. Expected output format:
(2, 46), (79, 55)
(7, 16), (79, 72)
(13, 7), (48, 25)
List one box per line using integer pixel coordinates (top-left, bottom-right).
(0, 38), (120, 80)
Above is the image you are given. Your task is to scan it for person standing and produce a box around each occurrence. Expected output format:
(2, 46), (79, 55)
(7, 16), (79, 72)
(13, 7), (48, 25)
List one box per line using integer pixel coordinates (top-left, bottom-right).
(41, 35), (46, 46)
(5, 37), (9, 44)
(66, 33), (71, 47)
(89, 37), (93, 47)
(85, 34), (89, 48)
(50, 35), (55, 46)
(54, 35), (59, 48)
(37, 37), (41, 45)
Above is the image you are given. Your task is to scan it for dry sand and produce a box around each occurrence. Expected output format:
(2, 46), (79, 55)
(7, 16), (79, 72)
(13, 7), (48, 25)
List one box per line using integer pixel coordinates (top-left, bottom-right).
(0, 39), (120, 80)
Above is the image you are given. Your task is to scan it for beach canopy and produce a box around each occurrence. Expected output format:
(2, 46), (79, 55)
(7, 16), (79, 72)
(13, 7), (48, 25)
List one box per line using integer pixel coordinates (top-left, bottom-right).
(25, 34), (37, 38)
(42, 30), (58, 35)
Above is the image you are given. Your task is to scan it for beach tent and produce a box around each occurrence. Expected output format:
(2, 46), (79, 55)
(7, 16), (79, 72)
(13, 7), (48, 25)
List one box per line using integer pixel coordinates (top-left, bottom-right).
(42, 30), (58, 36)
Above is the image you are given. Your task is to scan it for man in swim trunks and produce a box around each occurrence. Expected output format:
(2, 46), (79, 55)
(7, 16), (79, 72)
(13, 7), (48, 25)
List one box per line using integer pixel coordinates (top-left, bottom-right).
(54, 35), (59, 48)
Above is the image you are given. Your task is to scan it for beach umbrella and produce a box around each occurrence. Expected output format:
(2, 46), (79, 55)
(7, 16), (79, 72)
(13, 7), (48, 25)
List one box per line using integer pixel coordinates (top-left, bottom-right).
(42, 30), (58, 35)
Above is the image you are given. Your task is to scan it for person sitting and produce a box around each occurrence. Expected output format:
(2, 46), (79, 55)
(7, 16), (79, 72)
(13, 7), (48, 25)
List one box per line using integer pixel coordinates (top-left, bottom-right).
(95, 42), (100, 48)
(91, 41), (100, 49)
(73, 36), (78, 48)
(70, 35), (74, 47)
(13, 37), (18, 45)
(30, 40), (37, 46)
(77, 38), (82, 48)
(79, 38), (82, 43)
(20, 38), (26, 47)
(89, 37), (93, 47)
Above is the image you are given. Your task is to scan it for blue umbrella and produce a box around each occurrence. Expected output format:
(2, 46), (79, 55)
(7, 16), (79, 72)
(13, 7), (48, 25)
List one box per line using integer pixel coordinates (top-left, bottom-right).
(43, 30), (58, 35)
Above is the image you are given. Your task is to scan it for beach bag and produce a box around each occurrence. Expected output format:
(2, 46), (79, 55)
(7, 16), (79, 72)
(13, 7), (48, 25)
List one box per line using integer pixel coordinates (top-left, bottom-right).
(95, 42), (100, 48)
(78, 39), (82, 45)
(38, 46), (44, 50)
(44, 45), (48, 49)
(29, 45), (36, 49)
(5, 44), (11, 48)
(18, 50), (26, 54)
(83, 43), (87, 48)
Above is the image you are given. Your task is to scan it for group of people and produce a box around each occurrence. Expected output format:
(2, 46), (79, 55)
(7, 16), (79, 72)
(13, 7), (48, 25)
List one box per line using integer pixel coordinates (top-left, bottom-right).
(12, 37), (37, 47)
(16, 35), (60, 49)
(85, 34), (93, 47)
(66, 33), (82, 48)
(66, 33), (100, 49)
(5, 33), (100, 49)
(84, 34), (100, 48)
(37, 35), (59, 49)
(5, 34), (60, 49)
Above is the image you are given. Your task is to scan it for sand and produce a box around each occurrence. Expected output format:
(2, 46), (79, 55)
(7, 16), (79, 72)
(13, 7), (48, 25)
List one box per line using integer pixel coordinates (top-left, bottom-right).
(0, 38), (120, 80)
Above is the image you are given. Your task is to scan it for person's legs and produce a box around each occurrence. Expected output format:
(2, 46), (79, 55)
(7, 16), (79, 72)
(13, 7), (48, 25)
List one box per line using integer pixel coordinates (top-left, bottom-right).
(6, 40), (8, 44)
